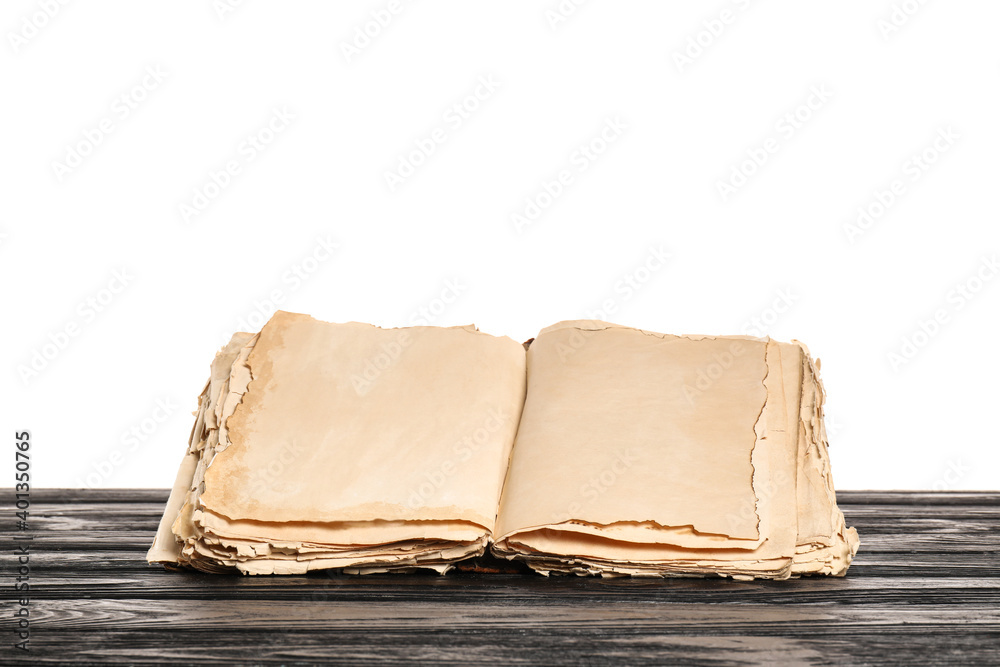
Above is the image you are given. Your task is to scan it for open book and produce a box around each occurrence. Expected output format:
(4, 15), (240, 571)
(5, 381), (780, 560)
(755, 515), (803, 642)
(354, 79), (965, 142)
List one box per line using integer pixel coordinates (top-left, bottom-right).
(148, 311), (858, 579)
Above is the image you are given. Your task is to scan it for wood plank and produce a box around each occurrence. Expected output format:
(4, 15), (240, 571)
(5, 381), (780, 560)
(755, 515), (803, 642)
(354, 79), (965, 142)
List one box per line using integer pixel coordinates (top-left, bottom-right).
(28, 598), (1000, 630)
(5, 489), (999, 666)
(10, 628), (1000, 666)
(19, 573), (1000, 608)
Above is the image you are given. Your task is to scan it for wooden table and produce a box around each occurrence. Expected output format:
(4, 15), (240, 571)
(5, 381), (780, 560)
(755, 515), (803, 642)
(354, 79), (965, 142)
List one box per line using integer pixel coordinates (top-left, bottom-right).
(8, 490), (1000, 665)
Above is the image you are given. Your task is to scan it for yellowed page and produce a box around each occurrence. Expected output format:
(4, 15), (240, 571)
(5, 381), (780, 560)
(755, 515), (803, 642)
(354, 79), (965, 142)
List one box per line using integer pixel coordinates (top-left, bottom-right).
(200, 311), (526, 531)
(495, 335), (800, 578)
(495, 321), (765, 542)
(146, 332), (255, 565)
(151, 313), (856, 578)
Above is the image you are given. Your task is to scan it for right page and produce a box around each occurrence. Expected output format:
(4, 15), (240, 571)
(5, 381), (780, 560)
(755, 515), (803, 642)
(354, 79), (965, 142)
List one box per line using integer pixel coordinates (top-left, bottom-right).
(492, 320), (859, 579)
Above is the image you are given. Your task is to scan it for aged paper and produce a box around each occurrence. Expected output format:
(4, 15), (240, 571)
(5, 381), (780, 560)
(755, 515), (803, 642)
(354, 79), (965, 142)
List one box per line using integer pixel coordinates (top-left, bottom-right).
(148, 311), (526, 574)
(149, 313), (858, 577)
(491, 321), (857, 579)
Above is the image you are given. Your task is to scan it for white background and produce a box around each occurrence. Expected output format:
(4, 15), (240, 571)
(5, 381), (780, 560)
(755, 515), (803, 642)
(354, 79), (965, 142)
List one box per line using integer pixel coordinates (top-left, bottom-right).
(1, 1), (997, 490)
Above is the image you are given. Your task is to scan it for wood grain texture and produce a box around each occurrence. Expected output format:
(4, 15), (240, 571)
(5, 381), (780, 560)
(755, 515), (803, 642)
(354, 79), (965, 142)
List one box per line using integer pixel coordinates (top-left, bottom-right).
(3, 490), (999, 666)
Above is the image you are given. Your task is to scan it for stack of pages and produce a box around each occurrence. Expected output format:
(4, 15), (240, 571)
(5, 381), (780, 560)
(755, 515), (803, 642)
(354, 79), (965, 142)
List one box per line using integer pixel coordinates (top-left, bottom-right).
(148, 311), (858, 579)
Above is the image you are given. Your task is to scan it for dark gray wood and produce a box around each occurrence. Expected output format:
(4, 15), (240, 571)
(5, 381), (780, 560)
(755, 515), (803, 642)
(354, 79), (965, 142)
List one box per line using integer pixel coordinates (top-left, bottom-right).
(4, 490), (1000, 666)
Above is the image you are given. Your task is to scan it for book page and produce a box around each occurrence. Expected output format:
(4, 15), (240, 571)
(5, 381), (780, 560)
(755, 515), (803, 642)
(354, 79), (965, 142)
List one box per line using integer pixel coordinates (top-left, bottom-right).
(493, 321), (856, 579)
(495, 321), (766, 543)
(148, 310), (526, 574)
(201, 311), (526, 530)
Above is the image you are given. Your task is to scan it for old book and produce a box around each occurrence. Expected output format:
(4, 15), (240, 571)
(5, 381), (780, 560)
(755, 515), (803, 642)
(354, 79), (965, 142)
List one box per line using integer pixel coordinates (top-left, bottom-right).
(148, 311), (858, 578)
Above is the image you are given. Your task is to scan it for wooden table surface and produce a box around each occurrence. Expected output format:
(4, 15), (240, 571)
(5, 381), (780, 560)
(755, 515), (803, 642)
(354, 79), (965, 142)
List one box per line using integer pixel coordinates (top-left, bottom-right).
(6, 489), (1000, 666)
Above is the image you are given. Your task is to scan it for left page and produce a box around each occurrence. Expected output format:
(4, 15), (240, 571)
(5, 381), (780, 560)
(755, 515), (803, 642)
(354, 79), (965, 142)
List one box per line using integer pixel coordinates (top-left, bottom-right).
(147, 310), (527, 574)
